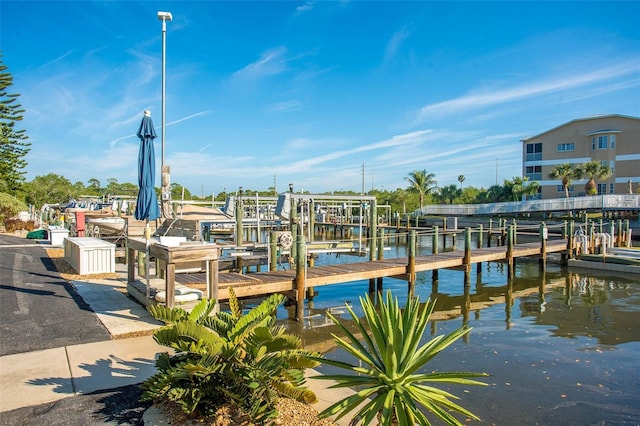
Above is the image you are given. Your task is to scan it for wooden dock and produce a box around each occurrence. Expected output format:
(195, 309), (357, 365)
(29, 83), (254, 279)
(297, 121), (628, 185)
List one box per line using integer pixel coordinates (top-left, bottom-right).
(169, 239), (569, 302)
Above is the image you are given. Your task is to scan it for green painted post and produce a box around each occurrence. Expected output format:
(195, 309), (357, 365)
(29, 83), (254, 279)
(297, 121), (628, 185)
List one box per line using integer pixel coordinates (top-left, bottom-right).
(235, 189), (243, 247)
(568, 220), (574, 260)
(290, 191), (297, 263)
(295, 224), (305, 322)
(269, 231), (278, 271)
(540, 221), (547, 270)
(476, 225), (483, 274)
(598, 218), (603, 234)
(507, 225), (514, 279)
(369, 199), (378, 262)
(376, 228), (384, 292)
(408, 230), (416, 295)
(616, 219), (623, 247)
(432, 226), (439, 281)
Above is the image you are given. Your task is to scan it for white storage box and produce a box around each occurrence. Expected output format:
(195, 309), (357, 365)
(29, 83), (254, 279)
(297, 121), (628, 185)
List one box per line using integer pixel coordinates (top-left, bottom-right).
(64, 237), (115, 275)
(49, 226), (70, 246)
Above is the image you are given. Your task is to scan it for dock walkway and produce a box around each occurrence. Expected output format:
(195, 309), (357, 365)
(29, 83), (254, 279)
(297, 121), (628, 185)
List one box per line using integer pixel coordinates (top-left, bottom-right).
(163, 239), (568, 301)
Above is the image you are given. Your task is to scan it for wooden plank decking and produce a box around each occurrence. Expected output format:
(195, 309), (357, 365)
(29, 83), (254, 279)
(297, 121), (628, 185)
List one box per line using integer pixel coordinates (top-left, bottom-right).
(176, 239), (569, 301)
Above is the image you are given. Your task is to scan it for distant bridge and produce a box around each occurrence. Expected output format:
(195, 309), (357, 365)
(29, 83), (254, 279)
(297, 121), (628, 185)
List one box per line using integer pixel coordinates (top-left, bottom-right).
(418, 195), (640, 216)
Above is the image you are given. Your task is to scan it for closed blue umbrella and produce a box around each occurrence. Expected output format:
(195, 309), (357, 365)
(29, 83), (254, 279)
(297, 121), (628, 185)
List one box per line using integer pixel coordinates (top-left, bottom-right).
(134, 111), (161, 221)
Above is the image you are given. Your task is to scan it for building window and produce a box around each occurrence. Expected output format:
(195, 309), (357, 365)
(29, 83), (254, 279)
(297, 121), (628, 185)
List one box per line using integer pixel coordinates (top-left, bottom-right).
(557, 143), (575, 152)
(592, 137), (596, 150)
(526, 143), (542, 161)
(610, 160), (615, 175)
(525, 165), (542, 180)
(597, 135), (608, 149)
(597, 183), (607, 194)
(611, 135), (616, 148)
(610, 183), (615, 194)
(556, 185), (574, 192)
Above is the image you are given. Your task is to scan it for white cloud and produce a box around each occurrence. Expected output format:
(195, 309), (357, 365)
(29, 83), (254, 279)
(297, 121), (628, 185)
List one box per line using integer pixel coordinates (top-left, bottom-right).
(417, 60), (640, 121)
(232, 47), (290, 81)
(384, 26), (411, 63)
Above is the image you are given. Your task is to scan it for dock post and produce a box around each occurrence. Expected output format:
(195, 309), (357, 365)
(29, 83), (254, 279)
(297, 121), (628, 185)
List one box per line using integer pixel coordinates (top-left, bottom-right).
(512, 218), (517, 245)
(269, 231), (278, 271)
(624, 219), (630, 247)
(539, 221), (547, 271)
(376, 228), (384, 292)
(567, 220), (574, 261)
(294, 224), (306, 322)
(476, 224), (483, 275)
(207, 255), (219, 313)
(235, 188), (243, 247)
(407, 230), (416, 295)
(307, 256), (315, 301)
(616, 219), (623, 247)
(463, 227), (472, 288)
(501, 218), (507, 246)
(432, 226), (439, 281)
(368, 199), (378, 293)
(587, 221), (594, 254)
(488, 218), (493, 247)
(507, 225), (514, 279)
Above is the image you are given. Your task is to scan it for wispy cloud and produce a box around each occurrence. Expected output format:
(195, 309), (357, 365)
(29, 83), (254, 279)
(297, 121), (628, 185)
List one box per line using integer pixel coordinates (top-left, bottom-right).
(266, 100), (303, 113)
(295, 1), (315, 14)
(232, 47), (290, 81)
(384, 25), (411, 63)
(417, 60), (640, 121)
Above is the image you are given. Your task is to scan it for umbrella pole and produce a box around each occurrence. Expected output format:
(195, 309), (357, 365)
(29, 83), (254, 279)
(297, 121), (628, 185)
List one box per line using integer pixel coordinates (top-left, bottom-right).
(145, 221), (151, 298)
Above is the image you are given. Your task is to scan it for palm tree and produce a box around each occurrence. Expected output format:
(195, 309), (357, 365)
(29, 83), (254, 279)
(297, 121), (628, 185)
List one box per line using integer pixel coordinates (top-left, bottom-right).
(458, 174), (465, 188)
(549, 163), (581, 199)
(580, 161), (612, 195)
(405, 169), (437, 208)
(439, 184), (462, 204)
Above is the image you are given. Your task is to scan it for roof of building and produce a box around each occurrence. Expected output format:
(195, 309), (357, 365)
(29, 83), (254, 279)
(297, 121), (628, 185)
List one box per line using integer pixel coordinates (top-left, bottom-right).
(520, 114), (640, 142)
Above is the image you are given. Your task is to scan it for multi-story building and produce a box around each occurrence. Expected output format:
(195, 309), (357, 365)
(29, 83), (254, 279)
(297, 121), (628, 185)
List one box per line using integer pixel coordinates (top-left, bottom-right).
(521, 114), (640, 199)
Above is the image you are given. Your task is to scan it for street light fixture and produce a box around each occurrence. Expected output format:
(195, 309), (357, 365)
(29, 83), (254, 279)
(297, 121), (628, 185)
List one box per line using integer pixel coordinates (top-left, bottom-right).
(157, 11), (172, 217)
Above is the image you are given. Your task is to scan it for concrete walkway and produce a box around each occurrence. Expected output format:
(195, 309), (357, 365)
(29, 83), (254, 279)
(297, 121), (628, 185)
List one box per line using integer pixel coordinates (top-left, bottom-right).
(0, 254), (353, 424)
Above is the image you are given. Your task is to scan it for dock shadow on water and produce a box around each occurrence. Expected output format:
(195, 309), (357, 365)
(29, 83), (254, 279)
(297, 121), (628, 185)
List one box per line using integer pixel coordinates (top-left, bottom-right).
(270, 250), (640, 424)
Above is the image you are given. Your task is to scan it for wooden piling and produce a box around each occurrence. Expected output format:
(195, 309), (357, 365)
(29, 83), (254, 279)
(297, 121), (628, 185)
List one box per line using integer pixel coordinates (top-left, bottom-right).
(269, 231), (277, 271)
(407, 230), (416, 295)
(507, 225), (514, 279)
(376, 228), (384, 292)
(432, 226), (439, 281)
(463, 227), (471, 287)
(476, 224), (483, 275)
(539, 221), (547, 271)
(294, 224), (305, 322)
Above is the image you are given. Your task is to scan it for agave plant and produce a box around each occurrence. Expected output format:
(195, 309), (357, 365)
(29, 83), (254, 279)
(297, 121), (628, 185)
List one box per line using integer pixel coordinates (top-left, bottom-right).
(141, 288), (321, 422)
(311, 291), (488, 426)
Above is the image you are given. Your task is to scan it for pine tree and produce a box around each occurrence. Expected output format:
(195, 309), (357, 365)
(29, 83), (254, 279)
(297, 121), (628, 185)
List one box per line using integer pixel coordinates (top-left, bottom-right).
(0, 55), (30, 194)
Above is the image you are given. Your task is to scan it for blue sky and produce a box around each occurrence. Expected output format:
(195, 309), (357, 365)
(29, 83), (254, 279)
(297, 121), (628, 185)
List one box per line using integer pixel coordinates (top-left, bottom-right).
(2, 1), (639, 197)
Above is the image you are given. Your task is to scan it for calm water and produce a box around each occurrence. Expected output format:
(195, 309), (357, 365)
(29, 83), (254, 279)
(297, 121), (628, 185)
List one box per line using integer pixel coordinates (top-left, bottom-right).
(272, 234), (640, 424)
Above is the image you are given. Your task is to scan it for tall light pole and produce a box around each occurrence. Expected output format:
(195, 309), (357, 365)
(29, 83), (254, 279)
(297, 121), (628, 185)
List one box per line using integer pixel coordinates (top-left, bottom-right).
(157, 11), (172, 217)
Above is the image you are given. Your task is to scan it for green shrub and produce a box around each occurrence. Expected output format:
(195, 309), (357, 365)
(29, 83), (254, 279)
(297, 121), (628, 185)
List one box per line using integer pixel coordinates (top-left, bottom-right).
(0, 192), (27, 224)
(141, 289), (321, 422)
(309, 291), (489, 425)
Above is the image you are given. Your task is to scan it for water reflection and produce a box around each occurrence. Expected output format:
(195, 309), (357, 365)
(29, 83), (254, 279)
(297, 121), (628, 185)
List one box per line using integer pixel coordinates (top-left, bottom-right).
(270, 237), (640, 423)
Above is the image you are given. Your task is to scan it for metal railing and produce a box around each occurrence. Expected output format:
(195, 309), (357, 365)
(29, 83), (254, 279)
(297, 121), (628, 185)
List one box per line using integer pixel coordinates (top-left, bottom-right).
(419, 195), (640, 216)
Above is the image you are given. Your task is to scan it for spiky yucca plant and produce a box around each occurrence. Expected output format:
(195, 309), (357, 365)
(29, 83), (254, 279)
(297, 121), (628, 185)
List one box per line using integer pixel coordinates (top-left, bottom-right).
(141, 289), (321, 422)
(310, 291), (489, 426)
